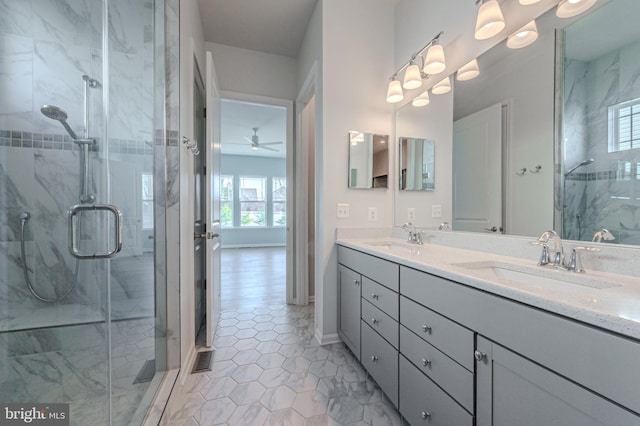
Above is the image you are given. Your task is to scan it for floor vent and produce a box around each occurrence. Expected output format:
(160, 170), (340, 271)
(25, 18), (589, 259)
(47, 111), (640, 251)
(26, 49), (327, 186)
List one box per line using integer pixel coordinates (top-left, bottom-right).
(133, 359), (156, 384)
(192, 350), (214, 373)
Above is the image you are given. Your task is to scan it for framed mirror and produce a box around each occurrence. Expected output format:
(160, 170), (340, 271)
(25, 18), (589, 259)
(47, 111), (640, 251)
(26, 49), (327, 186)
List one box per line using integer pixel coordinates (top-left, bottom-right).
(348, 131), (389, 189)
(399, 137), (435, 191)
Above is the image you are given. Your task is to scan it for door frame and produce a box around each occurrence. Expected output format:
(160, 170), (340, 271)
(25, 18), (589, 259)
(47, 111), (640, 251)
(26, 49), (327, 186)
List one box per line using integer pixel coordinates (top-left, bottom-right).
(219, 90), (295, 305)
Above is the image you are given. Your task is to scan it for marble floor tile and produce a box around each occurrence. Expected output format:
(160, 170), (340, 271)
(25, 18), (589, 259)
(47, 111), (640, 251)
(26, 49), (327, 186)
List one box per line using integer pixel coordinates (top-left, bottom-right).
(164, 247), (405, 425)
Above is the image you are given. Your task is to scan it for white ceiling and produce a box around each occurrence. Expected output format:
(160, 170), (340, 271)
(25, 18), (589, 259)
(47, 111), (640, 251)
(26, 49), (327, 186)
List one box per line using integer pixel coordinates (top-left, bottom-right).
(221, 99), (287, 159)
(197, 0), (319, 58)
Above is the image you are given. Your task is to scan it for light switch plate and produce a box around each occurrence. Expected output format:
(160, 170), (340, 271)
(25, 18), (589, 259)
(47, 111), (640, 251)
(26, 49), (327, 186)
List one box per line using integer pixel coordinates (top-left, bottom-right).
(368, 207), (378, 222)
(337, 203), (350, 218)
(407, 208), (416, 221)
(432, 204), (442, 218)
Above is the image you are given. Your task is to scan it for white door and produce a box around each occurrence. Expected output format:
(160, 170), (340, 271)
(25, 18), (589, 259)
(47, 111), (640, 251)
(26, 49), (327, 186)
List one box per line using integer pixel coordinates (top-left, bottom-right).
(452, 103), (503, 233)
(205, 52), (222, 347)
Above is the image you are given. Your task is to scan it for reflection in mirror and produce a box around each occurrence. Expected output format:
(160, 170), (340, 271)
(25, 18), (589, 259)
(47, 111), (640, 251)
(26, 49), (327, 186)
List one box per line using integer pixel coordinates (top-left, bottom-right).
(348, 131), (389, 189)
(399, 137), (435, 191)
(560, 0), (640, 245)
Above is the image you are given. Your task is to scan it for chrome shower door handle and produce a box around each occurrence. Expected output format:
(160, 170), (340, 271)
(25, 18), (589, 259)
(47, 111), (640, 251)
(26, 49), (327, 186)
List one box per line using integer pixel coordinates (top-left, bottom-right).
(68, 204), (123, 259)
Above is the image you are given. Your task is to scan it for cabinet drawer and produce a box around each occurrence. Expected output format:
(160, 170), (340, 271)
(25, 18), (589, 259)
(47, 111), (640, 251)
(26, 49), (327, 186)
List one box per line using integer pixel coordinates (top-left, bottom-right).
(400, 326), (473, 412)
(361, 321), (398, 407)
(362, 278), (399, 320)
(400, 356), (473, 426)
(400, 296), (474, 371)
(338, 246), (399, 291)
(362, 299), (398, 349)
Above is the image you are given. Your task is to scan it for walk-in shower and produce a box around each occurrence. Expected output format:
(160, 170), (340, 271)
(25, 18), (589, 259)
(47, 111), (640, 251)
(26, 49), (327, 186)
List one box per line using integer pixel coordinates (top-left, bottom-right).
(0, 0), (176, 424)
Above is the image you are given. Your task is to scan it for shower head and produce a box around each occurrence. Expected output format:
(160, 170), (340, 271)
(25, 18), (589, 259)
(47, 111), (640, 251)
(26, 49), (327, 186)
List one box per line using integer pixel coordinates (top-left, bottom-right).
(564, 158), (595, 176)
(40, 105), (78, 140)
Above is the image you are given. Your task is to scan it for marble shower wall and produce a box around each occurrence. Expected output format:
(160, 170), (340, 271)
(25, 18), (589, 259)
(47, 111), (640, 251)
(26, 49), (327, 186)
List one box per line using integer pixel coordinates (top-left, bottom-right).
(563, 39), (640, 245)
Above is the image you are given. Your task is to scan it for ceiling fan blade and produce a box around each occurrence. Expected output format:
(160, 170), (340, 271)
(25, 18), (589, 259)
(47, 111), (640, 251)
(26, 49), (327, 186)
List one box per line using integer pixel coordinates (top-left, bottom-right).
(260, 141), (283, 146)
(243, 136), (253, 143)
(261, 146), (279, 152)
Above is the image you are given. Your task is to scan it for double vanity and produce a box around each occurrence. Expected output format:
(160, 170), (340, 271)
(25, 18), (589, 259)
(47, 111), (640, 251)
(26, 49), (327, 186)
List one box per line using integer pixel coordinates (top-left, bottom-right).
(337, 232), (640, 425)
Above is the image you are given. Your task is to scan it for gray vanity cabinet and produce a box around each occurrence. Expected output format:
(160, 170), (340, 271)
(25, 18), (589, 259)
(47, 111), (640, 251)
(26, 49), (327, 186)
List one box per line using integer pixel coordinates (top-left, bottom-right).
(476, 336), (640, 426)
(338, 264), (361, 359)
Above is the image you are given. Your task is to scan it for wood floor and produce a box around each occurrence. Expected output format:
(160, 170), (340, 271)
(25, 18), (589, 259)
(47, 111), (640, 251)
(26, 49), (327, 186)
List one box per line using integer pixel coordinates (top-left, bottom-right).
(221, 247), (286, 311)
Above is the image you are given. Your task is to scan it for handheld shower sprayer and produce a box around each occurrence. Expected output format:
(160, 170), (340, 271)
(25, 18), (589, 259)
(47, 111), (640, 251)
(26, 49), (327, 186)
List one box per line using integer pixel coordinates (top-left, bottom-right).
(40, 105), (79, 140)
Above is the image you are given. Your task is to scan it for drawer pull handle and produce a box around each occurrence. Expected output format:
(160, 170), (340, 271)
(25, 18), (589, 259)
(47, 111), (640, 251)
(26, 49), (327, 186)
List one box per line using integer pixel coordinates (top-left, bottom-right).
(421, 411), (431, 419)
(354, 279), (360, 286)
(371, 355), (378, 362)
(474, 350), (486, 361)
(421, 358), (431, 368)
(371, 293), (379, 300)
(422, 325), (432, 333)
(371, 318), (379, 325)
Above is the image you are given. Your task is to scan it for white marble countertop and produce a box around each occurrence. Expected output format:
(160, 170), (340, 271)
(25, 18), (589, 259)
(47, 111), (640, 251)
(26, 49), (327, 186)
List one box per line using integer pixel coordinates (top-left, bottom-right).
(337, 236), (640, 340)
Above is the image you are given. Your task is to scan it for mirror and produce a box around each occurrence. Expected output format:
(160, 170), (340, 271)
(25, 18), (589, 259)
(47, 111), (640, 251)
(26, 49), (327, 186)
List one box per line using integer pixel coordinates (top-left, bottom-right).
(559, 0), (640, 246)
(399, 137), (435, 191)
(348, 131), (389, 189)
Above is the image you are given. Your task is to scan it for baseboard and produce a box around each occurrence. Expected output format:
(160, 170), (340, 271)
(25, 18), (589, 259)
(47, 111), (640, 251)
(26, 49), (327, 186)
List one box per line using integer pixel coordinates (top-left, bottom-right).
(314, 330), (341, 346)
(309, 296), (315, 303)
(177, 345), (198, 386)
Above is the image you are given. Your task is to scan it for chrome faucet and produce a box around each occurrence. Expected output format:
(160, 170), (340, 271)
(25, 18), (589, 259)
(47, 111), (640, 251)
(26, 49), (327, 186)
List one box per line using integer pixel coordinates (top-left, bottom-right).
(592, 229), (615, 243)
(402, 222), (424, 245)
(536, 230), (565, 268)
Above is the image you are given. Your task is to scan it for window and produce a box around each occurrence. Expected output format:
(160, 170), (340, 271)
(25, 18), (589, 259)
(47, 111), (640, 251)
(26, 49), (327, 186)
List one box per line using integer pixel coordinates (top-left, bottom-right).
(240, 176), (266, 227)
(609, 98), (640, 152)
(141, 173), (154, 229)
(272, 177), (287, 226)
(221, 175), (233, 227)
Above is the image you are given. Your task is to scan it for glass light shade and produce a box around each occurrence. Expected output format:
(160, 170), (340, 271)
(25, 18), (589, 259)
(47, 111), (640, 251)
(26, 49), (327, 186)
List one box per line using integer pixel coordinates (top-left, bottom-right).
(412, 91), (430, 107)
(431, 76), (451, 95)
(556, 0), (597, 18)
(506, 20), (539, 49)
(519, 0), (541, 4)
(456, 58), (480, 81)
(423, 44), (447, 75)
(475, 0), (506, 40)
(403, 63), (423, 89)
(386, 79), (404, 103)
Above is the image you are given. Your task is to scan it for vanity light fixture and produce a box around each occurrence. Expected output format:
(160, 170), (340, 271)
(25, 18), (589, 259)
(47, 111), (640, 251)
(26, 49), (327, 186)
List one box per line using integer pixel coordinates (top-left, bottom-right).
(412, 90), (431, 107)
(474, 0), (506, 40)
(519, 0), (542, 4)
(506, 20), (539, 49)
(556, 0), (598, 18)
(386, 31), (444, 104)
(386, 78), (404, 103)
(403, 62), (423, 90)
(432, 76), (451, 95)
(456, 58), (480, 81)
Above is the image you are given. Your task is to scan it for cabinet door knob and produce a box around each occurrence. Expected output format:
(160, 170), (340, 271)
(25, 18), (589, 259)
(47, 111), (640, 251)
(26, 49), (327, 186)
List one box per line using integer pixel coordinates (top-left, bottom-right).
(421, 358), (431, 367)
(474, 350), (486, 361)
(422, 325), (432, 333)
(354, 279), (360, 286)
(371, 318), (379, 325)
(370, 355), (378, 362)
(421, 411), (431, 419)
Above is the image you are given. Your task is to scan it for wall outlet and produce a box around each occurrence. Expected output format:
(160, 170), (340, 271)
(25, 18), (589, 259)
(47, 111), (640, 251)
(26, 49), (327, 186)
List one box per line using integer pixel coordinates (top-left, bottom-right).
(368, 207), (378, 222)
(337, 203), (350, 218)
(432, 204), (442, 218)
(407, 208), (416, 221)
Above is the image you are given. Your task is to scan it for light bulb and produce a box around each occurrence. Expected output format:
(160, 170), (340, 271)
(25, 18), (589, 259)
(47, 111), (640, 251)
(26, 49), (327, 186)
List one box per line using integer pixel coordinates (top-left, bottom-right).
(386, 79), (404, 103)
(506, 20), (539, 49)
(475, 0), (506, 40)
(424, 44), (447, 75)
(556, 0), (597, 18)
(456, 58), (480, 81)
(403, 63), (423, 90)
(519, 0), (541, 4)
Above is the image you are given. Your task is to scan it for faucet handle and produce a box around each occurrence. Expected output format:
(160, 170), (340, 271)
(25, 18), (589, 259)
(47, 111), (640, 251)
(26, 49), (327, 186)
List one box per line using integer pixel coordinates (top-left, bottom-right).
(567, 246), (600, 272)
(530, 241), (551, 266)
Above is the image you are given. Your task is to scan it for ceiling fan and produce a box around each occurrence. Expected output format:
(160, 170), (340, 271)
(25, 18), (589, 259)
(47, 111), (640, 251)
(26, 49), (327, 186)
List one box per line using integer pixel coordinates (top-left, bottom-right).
(230, 127), (283, 152)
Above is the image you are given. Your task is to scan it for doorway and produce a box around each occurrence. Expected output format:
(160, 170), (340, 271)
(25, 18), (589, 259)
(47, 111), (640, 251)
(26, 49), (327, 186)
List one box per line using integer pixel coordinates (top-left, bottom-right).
(193, 71), (207, 340)
(219, 96), (292, 311)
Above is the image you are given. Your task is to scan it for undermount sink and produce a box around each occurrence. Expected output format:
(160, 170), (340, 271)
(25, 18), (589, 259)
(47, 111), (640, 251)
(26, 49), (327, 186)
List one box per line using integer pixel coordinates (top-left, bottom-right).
(365, 240), (424, 253)
(453, 261), (621, 290)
